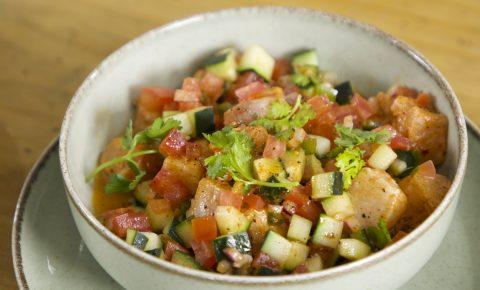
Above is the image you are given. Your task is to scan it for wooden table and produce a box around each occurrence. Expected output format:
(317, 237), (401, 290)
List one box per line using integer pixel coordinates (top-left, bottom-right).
(1, 0), (478, 287)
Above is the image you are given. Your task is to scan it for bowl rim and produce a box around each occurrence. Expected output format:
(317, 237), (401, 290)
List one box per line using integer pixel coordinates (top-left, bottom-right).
(59, 6), (468, 285)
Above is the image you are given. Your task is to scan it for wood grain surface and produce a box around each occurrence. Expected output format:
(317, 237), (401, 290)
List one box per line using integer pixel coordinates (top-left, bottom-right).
(1, 0), (478, 288)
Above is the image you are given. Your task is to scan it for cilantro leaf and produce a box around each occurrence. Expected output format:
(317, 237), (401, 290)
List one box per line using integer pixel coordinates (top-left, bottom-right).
(334, 124), (391, 148)
(364, 218), (392, 250)
(203, 127), (298, 188)
(145, 118), (181, 139)
(250, 96), (315, 141)
(121, 120), (134, 150)
(105, 174), (131, 194)
(335, 147), (365, 189)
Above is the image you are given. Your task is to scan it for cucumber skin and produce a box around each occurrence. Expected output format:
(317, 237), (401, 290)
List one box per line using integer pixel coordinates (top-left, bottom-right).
(213, 232), (252, 261)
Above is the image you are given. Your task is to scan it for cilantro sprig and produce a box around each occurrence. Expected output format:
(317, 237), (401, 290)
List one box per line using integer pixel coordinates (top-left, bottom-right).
(250, 96), (315, 141)
(87, 117), (181, 193)
(351, 218), (392, 251)
(335, 147), (365, 190)
(203, 127), (298, 188)
(334, 124), (391, 148)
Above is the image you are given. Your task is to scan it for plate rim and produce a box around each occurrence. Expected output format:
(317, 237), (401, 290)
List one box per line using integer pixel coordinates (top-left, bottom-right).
(12, 118), (480, 289)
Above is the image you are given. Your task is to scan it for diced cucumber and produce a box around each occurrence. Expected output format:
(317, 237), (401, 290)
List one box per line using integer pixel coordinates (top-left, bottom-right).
(214, 206), (250, 235)
(390, 150), (421, 177)
(335, 81), (354, 105)
(261, 231), (292, 266)
(308, 135), (331, 158)
(280, 149), (305, 183)
(286, 214), (312, 244)
(292, 49), (319, 68)
(284, 241), (310, 271)
(145, 248), (164, 258)
(204, 48), (238, 82)
(238, 45), (275, 81)
(312, 214), (343, 248)
(162, 110), (180, 117)
(187, 106), (215, 138)
(256, 267), (281, 276)
(165, 112), (193, 136)
(168, 218), (194, 248)
(213, 232), (252, 261)
(368, 144), (397, 170)
(142, 232), (162, 251)
(302, 138), (317, 155)
(126, 229), (137, 245)
(338, 239), (371, 260)
(290, 74), (312, 89)
(171, 250), (201, 269)
(253, 158), (285, 182)
(146, 199), (174, 232)
(311, 172), (343, 200)
(132, 232), (149, 250)
(133, 181), (156, 206)
(305, 254), (323, 272)
(302, 154), (324, 182)
(321, 194), (355, 221)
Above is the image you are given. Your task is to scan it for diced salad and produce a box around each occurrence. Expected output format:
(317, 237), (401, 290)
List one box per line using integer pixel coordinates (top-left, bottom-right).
(90, 45), (451, 275)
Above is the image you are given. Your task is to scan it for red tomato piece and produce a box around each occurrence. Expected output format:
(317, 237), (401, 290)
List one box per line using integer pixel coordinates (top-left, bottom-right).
(243, 193), (266, 210)
(200, 72), (224, 104)
(218, 190), (244, 209)
(297, 201), (320, 223)
(323, 159), (338, 172)
(416, 160), (436, 179)
(226, 71), (264, 102)
(284, 187), (310, 206)
(272, 58), (291, 81)
(174, 77), (202, 102)
(235, 81), (268, 103)
(159, 129), (187, 157)
(374, 125), (413, 151)
(164, 239), (189, 261)
(138, 87), (176, 112)
(191, 240), (217, 269)
(108, 211), (151, 238)
(150, 170), (190, 206)
(263, 135), (286, 158)
(305, 96), (336, 140)
(178, 101), (202, 112)
(416, 92), (432, 108)
(351, 94), (373, 121)
(192, 216), (218, 243)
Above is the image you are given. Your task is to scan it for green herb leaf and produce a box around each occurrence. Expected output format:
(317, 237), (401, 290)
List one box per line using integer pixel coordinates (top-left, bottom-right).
(335, 147), (365, 189)
(334, 124), (391, 148)
(121, 120), (134, 150)
(250, 96), (315, 141)
(105, 174), (131, 194)
(364, 218), (392, 250)
(145, 118), (181, 139)
(203, 127), (298, 188)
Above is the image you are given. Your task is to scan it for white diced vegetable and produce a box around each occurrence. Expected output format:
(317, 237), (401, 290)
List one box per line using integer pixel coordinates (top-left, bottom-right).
(284, 241), (310, 271)
(309, 135), (331, 158)
(338, 239), (371, 260)
(368, 144), (397, 170)
(321, 194), (355, 221)
(287, 214), (312, 244)
(214, 206), (250, 235)
(261, 231), (292, 266)
(305, 254), (323, 272)
(312, 214), (343, 248)
(389, 158), (408, 176)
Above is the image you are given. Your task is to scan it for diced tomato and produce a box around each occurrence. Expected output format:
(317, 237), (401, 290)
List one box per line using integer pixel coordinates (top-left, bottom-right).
(185, 140), (212, 161)
(293, 264), (309, 274)
(226, 71), (264, 103)
(138, 87), (176, 112)
(323, 158), (338, 172)
(235, 81), (269, 103)
(305, 96), (336, 140)
(389, 85), (417, 98)
(191, 240), (217, 269)
(416, 160), (436, 179)
(100, 207), (132, 221)
(164, 238), (189, 261)
(178, 101), (202, 111)
(297, 200), (320, 223)
(284, 187), (310, 207)
(374, 125), (413, 151)
(277, 76), (300, 97)
(159, 129), (187, 157)
(218, 190), (243, 209)
(150, 170), (190, 205)
(174, 77), (201, 103)
(107, 211), (151, 238)
(263, 135), (286, 158)
(200, 72), (224, 104)
(192, 216), (218, 243)
(272, 58), (291, 81)
(351, 94), (373, 121)
(416, 92), (432, 108)
(243, 193), (265, 210)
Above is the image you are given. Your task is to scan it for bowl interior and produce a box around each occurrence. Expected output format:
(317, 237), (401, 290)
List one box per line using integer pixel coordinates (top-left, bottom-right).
(62, 6), (461, 258)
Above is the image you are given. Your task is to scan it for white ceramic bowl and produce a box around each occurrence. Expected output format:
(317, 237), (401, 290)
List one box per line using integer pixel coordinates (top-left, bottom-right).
(59, 6), (468, 290)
